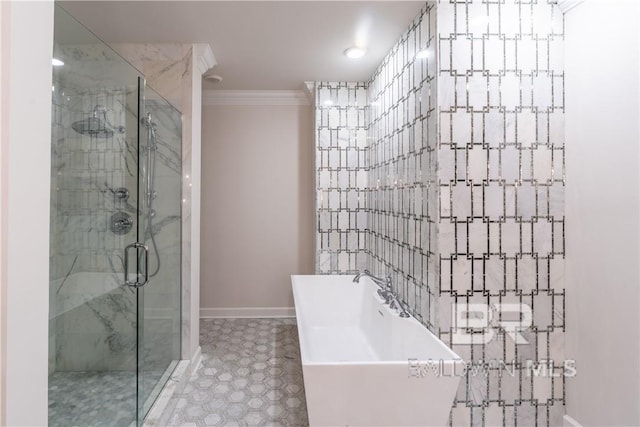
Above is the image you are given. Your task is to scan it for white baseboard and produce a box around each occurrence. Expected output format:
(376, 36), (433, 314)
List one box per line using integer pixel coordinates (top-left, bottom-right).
(563, 415), (583, 427)
(200, 307), (296, 318)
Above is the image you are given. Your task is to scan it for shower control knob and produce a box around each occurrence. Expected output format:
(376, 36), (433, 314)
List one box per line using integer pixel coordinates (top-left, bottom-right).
(111, 212), (133, 235)
(113, 187), (129, 201)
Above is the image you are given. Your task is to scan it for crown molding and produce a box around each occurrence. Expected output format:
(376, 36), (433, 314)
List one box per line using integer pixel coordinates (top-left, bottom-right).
(556, 0), (585, 13)
(302, 81), (315, 105)
(202, 90), (310, 106)
(193, 44), (216, 75)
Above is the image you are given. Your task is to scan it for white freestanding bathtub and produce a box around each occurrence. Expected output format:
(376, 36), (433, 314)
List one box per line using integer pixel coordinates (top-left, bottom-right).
(291, 275), (462, 427)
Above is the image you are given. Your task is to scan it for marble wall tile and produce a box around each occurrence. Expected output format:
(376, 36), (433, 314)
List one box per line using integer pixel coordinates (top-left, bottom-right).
(313, 1), (565, 426)
(111, 43), (187, 112)
(437, 1), (565, 424)
(102, 43), (196, 360)
(314, 82), (369, 274)
(367, 3), (438, 329)
(50, 41), (188, 371)
(179, 45), (194, 360)
(55, 284), (137, 371)
(50, 86), (132, 280)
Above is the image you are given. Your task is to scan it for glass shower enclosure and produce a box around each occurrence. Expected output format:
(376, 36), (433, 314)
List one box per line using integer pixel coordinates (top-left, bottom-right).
(49, 6), (182, 426)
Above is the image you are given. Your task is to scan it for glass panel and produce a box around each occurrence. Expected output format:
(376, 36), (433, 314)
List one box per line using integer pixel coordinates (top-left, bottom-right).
(137, 81), (182, 420)
(49, 6), (141, 427)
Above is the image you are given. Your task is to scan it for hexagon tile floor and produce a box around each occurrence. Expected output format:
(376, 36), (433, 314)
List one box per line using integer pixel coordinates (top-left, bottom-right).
(164, 318), (309, 427)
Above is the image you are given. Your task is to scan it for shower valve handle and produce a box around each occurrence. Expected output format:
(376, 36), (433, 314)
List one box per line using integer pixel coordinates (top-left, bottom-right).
(113, 187), (129, 201)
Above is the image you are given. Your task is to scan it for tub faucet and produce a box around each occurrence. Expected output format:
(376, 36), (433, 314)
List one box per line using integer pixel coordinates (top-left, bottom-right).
(353, 270), (393, 300)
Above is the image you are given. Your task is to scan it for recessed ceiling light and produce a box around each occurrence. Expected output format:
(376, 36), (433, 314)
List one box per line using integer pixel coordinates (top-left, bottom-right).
(415, 49), (431, 59)
(52, 58), (64, 66)
(344, 47), (366, 59)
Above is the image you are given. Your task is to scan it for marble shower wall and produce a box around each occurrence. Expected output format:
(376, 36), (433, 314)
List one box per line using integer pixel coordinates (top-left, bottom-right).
(110, 44), (191, 112)
(436, 1), (565, 425)
(49, 38), (184, 371)
(314, 82), (369, 274)
(113, 44), (196, 358)
(50, 87), (133, 280)
(50, 77), (139, 371)
(366, 3), (439, 329)
(141, 97), (183, 366)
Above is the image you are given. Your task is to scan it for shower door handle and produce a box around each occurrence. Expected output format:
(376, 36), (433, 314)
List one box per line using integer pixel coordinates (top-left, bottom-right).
(124, 242), (149, 287)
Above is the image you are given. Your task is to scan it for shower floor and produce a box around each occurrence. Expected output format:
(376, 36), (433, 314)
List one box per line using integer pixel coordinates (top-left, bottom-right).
(48, 369), (164, 427)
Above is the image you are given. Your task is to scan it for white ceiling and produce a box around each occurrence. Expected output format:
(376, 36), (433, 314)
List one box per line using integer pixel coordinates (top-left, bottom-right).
(59, 1), (425, 91)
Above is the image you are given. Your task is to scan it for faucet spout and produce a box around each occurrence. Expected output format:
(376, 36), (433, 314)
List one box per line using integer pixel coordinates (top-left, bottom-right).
(353, 270), (393, 299)
(353, 270), (390, 286)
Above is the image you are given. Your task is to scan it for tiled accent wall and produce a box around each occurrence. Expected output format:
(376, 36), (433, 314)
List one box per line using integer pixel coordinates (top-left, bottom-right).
(313, 2), (565, 425)
(315, 82), (369, 274)
(367, 3), (439, 329)
(436, 1), (565, 425)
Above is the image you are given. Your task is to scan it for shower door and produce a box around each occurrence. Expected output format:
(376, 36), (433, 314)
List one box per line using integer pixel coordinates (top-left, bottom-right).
(49, 6), (181, 427)
(135, 79), (182, 421)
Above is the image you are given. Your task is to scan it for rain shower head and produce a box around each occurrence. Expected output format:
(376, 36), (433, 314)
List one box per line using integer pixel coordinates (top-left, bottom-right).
(71, 116), (114, 138)
(71, 105), (115, 138)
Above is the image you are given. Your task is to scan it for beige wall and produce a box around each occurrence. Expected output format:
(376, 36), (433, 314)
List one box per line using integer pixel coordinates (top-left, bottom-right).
(0, 3), (7, 423)
(200, 104), (314, 313)
(565, 1), (640, 425)
(1, 1), (53, 424)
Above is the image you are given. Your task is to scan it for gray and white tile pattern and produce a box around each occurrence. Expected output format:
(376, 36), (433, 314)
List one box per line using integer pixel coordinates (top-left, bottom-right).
(315, 82), (369, 275)
(165, 319), (309, 427)
(49, 371), (136, 427)
(313, 1), (565, 426)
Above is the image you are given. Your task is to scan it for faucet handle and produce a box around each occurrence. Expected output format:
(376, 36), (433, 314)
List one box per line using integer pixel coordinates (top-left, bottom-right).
(390, 295), (410, 318)
(383, 292), (394, 304)
(377, 288), (391, 301)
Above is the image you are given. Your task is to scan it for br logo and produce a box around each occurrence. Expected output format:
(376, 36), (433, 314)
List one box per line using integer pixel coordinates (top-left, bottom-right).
(451, 303), (532, 345)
